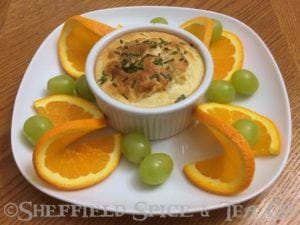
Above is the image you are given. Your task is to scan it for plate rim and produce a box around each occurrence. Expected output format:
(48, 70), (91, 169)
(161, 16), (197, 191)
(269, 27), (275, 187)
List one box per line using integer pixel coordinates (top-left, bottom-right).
(11, 6), (292, 215)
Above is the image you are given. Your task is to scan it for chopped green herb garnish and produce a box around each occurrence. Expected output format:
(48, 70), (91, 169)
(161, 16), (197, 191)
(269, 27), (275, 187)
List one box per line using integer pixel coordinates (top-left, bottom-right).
(121, 59), (128, 66)
(159, 72), (167, 80)
(153, 57), (163, 66)
(179, 57), (185, 61)
(175, 94), (186, 103)
(114, 51), (121, 55)
(121, 61), (143, 73)
(142, 40), (152, 44)
(160, 73), (172, 81)
(137, 64), (144, 70)
(112, 82), (118, 87)
(183, 50), (187, 54)
(179, 42), (186, 45)
(166, 73), (172, 81)
(171, 51), (178, 55)
(142, 40), (157, 48)
(150, 73), (160, 81)
(145, 53), (156, 57)
(120, 39), (124, 44)
(121, 93), (128, 99)
(99, 76), (107, 85)
(159, 38), (168, 45)
(163, 58), (174, 64)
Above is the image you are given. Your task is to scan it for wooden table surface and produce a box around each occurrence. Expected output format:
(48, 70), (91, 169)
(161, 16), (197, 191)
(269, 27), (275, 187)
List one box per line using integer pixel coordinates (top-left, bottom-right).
(0, 0), (299, 224)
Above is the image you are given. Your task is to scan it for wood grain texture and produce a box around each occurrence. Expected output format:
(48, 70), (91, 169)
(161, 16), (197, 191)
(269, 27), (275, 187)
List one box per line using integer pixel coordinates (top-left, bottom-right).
(0, 0), (299, 224)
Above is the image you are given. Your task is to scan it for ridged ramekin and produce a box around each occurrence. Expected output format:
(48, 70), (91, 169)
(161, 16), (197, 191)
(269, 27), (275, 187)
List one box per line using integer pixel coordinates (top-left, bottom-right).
(86, 25), (213, 140)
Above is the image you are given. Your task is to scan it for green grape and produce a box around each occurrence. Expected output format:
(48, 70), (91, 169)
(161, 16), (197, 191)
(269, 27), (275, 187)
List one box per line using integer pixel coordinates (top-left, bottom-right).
(231, 69), (259, 96)
(139, 153), (173, 185)
(23, 115), (53, 145)
(122, 132), (151, 164)
(75, 75), (95, 101)
(206, 80), (236, 103)
(47, 75), (75, 95)
(211, 19), (223, 43)
(233, 119), (259, 146)
(150, 17), (168, 25)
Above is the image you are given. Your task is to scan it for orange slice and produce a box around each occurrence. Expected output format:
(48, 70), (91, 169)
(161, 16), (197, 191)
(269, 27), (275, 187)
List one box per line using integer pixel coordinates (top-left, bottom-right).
(180, 17), (214, 47)
(34, 95), (104, 126)
(184, 107), (255, 195)
(58, 15), (114, 78)
(33, 118), (122, 190)
(200, 103), (281, 156)
(209, 31), (244, 80)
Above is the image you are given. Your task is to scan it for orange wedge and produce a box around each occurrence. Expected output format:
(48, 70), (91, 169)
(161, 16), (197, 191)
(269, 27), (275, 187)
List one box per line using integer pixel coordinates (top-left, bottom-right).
(209, 31), (244, 80)
(180, 17), (214, 47)
(58, 15), (114, 78)
(184, 107), (255, 195)
(33, 118), (122, 190)
(34, 95), (103, 126)
(200, 103), (281, 156)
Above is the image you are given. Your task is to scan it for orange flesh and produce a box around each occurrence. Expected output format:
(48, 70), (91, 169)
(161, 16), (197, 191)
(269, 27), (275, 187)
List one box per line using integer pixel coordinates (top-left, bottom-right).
(36, 102), (94, 126)
(45, 134), (115, 179)
(184, 24), (206, 42)
(209, 36), (236, 80)
(195, 127), (243, 183)
(206, 108), (271, 156)
(66, 25), (101, 72)
(180, 17), (214, 47)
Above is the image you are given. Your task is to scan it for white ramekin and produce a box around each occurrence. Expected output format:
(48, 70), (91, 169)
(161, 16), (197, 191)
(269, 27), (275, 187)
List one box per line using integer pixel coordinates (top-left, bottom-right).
(86, 25), (213, 140)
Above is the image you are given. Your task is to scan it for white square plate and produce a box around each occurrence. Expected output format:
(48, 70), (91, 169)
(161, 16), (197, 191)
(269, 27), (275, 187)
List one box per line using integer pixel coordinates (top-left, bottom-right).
(11, 6), (292, 214)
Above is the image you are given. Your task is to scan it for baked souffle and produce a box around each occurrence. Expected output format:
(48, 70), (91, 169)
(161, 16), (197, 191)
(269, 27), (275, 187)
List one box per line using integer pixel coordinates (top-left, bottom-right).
(95, 31), (205, 107)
